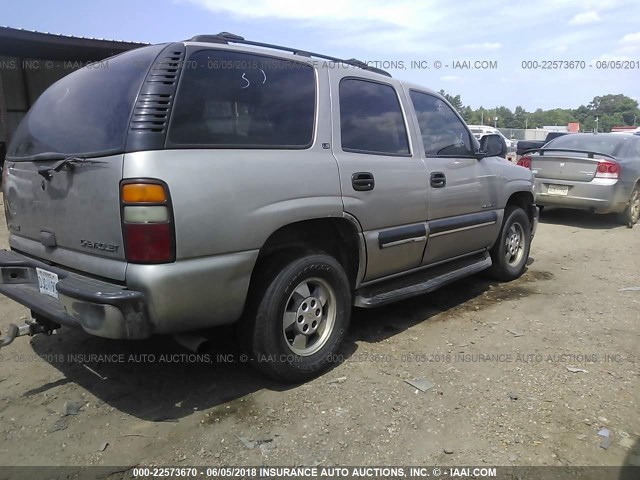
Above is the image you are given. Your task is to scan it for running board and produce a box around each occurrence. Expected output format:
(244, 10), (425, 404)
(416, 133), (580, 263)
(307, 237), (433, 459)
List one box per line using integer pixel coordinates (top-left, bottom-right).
(354, 252), (492, 308)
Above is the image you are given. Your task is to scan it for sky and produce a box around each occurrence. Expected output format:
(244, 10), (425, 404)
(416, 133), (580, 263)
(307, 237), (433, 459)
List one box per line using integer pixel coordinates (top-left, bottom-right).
(2, 0), (640, 111)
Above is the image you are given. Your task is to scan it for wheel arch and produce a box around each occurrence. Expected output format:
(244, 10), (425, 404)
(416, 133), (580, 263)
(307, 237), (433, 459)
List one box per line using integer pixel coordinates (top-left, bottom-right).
(252, 216), (365, 290)
(506, 190), (536, 224)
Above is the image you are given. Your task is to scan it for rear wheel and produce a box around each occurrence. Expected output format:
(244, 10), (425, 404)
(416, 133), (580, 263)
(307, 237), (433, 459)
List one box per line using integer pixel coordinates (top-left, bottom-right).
(240, 252), (351, 383)
(619, 185), (640, 228)
(487, 206), (531, 281)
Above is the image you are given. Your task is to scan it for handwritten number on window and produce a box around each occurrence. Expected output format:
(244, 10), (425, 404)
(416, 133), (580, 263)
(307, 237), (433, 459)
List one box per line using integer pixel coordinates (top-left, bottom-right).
(241, 73), (250, 89)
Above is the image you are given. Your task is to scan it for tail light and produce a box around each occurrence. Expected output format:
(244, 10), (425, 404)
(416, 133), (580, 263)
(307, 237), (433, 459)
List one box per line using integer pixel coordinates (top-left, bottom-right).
(595, 160), (619, 179)
(121, 181), (175, 263)
(517, 156), (532, 169)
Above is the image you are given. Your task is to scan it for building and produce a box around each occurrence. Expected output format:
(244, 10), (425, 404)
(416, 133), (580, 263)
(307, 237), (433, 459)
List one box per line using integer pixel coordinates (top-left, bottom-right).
(542, 125), (568, 133)
(0, 26), (146, 162)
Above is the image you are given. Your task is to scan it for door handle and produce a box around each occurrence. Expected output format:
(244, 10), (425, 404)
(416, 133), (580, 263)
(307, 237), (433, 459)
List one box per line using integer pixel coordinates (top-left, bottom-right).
(430, 172), (446, 188)
(352, 172), (375, 191)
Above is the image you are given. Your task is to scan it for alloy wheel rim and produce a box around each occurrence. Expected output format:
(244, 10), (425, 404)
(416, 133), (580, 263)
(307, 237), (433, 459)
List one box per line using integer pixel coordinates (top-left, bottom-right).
(505, 222), (525, 267)
(282, 277), (336, 356)
(631, 190), (640, 223)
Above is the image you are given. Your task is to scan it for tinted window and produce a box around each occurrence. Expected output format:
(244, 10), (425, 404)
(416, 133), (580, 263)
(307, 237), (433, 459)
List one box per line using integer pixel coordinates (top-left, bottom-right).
(168, 51), (315, 148)
(339, 79), (409, 155)
(544, 134), (624, 156)
(410, 91), (472, 156)
(8, 45), (164, 160)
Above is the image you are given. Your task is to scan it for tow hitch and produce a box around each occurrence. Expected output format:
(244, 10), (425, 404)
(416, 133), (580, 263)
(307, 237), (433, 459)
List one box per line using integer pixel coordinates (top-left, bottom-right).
(0, 320), (55, 349)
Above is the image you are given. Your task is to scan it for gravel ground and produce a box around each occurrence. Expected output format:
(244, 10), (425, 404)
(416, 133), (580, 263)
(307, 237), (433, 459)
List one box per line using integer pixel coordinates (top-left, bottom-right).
(0, 201), (638, 471)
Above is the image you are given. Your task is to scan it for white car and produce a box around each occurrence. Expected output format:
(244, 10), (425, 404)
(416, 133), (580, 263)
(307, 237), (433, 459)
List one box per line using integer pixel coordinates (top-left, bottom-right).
(468, 125), (514, 149)
(610, 127), (640, 135)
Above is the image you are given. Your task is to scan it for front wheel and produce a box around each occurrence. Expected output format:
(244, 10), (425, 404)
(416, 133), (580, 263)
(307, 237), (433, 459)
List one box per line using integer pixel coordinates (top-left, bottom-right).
(619, 185), (640, 228)
(240, 252), (351, 383)
(487, 207), (532, 281)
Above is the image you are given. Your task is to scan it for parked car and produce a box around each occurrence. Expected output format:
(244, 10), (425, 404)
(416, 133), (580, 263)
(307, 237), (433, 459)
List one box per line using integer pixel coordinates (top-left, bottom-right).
(519, 133), (640, 227)
(516, 131), (570, 159)
(0, 33), (538, 382)
(468, 125), (513, 150)
(610, 127), (640, 135)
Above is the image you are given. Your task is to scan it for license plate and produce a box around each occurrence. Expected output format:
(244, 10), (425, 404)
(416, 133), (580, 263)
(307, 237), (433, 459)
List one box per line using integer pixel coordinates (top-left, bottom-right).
(547, 184), (569, 196)
(36, 268), (59, 299)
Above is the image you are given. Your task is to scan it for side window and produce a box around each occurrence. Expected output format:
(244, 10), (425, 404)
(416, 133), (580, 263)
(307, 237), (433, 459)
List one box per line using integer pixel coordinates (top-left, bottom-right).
(339, 79), (410, 155)
(168, 50), (315, 148)
(409, 90), (473, 157)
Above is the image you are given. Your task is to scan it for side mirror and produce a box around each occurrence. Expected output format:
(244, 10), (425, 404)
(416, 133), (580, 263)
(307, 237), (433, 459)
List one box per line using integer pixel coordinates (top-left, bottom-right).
(477, 134), (507, 159)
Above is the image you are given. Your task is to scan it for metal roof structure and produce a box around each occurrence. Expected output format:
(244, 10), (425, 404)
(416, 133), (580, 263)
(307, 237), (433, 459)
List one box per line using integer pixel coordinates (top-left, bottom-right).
(0, 26), (148, 60)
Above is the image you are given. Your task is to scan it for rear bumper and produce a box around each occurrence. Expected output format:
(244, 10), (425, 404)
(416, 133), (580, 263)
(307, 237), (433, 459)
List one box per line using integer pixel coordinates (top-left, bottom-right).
(534, 178), (627, 214)
(0, 249), (151, 339)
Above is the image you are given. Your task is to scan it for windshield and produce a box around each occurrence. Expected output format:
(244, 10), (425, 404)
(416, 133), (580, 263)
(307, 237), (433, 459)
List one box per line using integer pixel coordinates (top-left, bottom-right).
(544, 134), (625, 156)
(8, 44), (164, 161)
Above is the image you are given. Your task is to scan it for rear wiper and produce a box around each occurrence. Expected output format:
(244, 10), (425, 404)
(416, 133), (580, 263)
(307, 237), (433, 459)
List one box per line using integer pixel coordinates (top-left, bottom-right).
(37, 156), (104, 180)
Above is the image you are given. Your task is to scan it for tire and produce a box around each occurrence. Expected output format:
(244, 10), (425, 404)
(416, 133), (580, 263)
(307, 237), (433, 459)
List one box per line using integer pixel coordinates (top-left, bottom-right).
(240, 252), (351, 383)
(487, 206), (532, 281)
(618, 185), (640, 228)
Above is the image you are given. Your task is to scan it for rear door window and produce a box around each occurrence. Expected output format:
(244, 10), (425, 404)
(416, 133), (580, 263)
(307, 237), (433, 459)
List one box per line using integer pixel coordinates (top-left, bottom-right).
(167, 50), (316, 148)
(339, 78), (410, 156)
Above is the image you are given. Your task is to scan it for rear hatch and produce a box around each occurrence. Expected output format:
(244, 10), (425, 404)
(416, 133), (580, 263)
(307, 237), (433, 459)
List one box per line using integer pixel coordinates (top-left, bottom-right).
(3, 44), (165, 281)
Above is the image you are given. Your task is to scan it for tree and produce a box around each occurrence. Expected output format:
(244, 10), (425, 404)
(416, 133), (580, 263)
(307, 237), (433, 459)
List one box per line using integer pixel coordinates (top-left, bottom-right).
(438, 89), (463, 112)
(495, 107), (515, 128)
(459, 106), (475, 123)
(513, 106), (529, 129)
(432, 92), (639, 132)
(587, 94), (639, 129)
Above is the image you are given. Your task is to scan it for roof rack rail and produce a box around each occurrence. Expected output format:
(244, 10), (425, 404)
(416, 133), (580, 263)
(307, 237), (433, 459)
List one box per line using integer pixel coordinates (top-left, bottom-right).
(186, 32), (392, 77)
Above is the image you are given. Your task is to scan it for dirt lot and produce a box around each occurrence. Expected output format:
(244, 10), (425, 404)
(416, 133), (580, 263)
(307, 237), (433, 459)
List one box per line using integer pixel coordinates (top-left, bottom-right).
(0, 200), (638, 471)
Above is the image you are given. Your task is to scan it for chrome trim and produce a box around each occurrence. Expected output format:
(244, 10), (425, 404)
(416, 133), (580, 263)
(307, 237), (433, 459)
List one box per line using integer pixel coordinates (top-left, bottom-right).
(380, 235), (427, 249)
(428, 221), (496, 238)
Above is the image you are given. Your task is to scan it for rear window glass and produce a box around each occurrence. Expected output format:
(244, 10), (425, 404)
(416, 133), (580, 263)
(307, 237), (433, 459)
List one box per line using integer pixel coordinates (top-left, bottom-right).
(544, 134), (624, 156)
(167, 50), (316, 148)
(8, 45), (163, 160)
